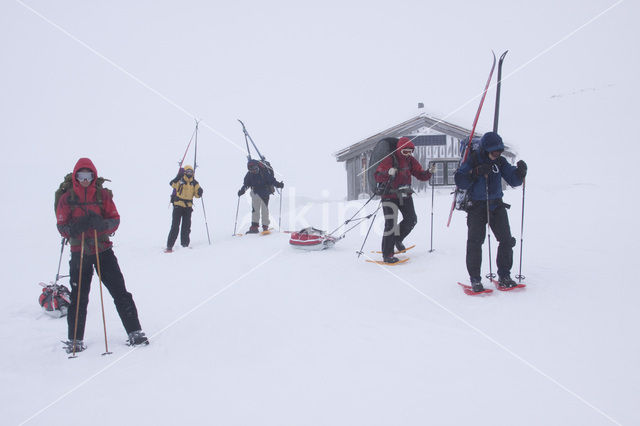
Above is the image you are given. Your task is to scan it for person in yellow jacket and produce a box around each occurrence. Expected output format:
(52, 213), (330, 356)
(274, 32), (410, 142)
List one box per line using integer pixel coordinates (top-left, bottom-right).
(166, 165), (202, 252)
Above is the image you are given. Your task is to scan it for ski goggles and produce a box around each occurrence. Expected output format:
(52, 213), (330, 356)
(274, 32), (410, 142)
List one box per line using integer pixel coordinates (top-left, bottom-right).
(184, 169), (194, 176)
(400, 148), (414, 155)
(76, 171), (94, 182)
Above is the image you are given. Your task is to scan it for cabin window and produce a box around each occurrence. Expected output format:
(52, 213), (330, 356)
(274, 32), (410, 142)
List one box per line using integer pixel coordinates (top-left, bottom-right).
(429, 161), (458, 186)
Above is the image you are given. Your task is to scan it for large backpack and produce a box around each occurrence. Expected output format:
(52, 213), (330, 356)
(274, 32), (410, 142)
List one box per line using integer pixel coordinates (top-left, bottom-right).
(454, 137), (481, 211)
(38, 283), (71, 318)
(367, 137), (399, 195)
(256, 159), (276, 194)
(54, 173), (112, 213)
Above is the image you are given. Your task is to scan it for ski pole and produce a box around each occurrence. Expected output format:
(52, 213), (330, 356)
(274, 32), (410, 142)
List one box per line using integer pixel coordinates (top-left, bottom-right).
(485, 179), (495, 280)
(329, 177), (391, 237)
(201, 197), (212, 245)
(55, 238), (67, 284)
(429, 181), (435, 253)
(516, 178), (526, 282)
(356, 201), (382, 258)
(69, 232), (85, 359)
(93, 230), (112, 356)
(328, 191), (377, 236)
(233, 196), (240, 236)
(278, 188), (283, 232)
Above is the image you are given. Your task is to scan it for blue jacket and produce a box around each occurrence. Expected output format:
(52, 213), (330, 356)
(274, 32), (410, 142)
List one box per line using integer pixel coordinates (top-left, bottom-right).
(454, 143), (523, 210)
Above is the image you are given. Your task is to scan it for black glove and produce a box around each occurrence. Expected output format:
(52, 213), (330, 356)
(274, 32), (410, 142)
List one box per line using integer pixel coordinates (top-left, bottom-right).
(238, 187), (246, 197)
(69, 215), (91, 237)
(197, 187), (203, 197)
(87, 211), (102, 227)
(86, 211), (109, 232)
(275, 181), (284, 189)
(472, 163), (492, 177)
(516, 160), (528, 179)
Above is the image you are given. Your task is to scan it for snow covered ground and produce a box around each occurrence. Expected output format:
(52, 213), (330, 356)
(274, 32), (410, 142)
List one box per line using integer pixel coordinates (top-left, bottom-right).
(2, 1), (639, 425)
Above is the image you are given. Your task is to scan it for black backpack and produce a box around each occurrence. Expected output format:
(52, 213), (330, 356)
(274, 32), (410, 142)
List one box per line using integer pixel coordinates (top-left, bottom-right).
(368, 137), (399, 195)
(256, 160), (276, 194)
(454, 137), (482, 211)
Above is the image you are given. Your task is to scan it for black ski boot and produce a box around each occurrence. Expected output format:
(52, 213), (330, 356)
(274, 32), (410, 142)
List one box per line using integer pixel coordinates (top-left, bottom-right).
(246, 222), (259, 234)
(127, 330), (149, 346)
(63, 340), (86, 354)
(383, 256), (400, 264)
(498, 275), (517, 288)
(394, 238), (406, 253)
(470, 278), (485, 293)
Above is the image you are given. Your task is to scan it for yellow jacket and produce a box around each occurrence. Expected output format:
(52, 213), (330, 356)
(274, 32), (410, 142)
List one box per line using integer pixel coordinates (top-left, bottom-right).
(171, 175), (202, 208)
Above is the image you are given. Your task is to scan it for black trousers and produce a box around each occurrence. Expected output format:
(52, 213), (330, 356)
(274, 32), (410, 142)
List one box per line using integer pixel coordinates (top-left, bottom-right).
(381, 197), (417, 258)
(167, 205), (193, 248)
(466, 202), (516, 281)
(67, 249), (141, 340)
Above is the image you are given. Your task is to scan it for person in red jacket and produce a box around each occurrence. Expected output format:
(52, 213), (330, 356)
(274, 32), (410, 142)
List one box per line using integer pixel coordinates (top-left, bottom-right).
(374, 137), (433, 263)
(56, 158), (147, 353)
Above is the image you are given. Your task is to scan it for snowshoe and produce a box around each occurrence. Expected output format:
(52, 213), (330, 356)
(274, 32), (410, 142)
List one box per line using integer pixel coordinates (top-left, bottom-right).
(498, 275), (517, 288)
(127, 330), (149, 346)
(458, 282), (493, 295)
(491, 277), (526, 291)
(63, 340), (86, 354)
(366, 257), (409, 266)
(470, 279), (485, 293)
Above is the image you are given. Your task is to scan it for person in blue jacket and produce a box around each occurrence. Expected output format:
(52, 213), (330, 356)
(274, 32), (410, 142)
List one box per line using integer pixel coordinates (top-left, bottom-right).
(454, 132), (527, 292)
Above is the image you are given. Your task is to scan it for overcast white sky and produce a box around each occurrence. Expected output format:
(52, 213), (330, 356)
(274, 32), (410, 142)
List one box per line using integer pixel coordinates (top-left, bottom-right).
(1, 0), (637, 203)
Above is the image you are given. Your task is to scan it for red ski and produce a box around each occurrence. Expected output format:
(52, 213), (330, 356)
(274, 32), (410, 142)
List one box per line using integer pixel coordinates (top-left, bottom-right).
(490, 279), (526, 291)
(447, 52), (497, 227)
(458, 282), (493, 295)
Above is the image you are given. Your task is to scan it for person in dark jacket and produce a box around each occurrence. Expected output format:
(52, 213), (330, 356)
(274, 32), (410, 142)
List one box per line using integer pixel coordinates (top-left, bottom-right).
(56, 158), (147, 353)
(237, 160), (283, 233)
(454, 132), (528, 292)
(374, 137), (433, 263)
(166, 165), (202, 251)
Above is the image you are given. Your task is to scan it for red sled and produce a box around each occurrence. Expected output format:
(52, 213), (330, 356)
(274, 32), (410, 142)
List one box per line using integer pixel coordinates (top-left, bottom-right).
(289, 227), (337, 251)
(38, 282), (72, 318)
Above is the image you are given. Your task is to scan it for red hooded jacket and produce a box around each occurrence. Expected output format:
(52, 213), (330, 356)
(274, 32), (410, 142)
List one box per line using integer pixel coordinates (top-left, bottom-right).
(374, 138), (432, 199)
(56, 158), (119, 254)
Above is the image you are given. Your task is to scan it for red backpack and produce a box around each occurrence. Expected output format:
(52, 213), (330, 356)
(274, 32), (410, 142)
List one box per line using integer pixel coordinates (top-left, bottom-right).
(38, 283), (71, 318)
